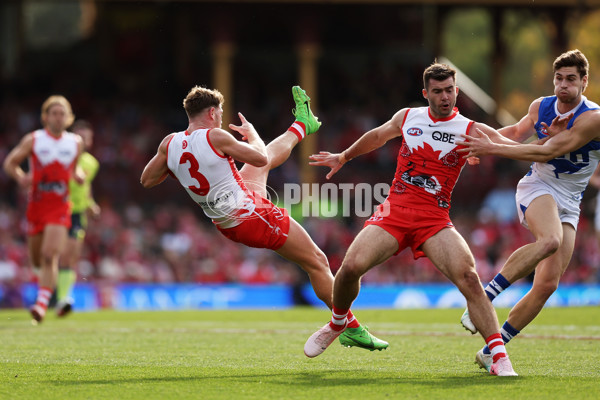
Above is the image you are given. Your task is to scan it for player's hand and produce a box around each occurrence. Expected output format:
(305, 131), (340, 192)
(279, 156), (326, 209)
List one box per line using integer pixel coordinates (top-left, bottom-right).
(88, 203), (101, 219)
(73, 166), (86, 184)
(229, 112), (258, 142)
(309, 151), (344, 180)
(456, 128), (495, 158)
(541, 113), (573, 138)
(466, 156), (480, 165)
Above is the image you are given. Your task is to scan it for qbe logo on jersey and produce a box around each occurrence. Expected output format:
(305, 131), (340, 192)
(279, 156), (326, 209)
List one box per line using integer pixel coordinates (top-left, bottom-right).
(406, 127), (423, 136)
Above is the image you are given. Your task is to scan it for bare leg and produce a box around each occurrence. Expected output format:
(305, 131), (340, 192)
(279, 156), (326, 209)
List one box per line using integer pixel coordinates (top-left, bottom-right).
(60, 236), (83, 271)
(240, 131), (298, 197)
(422, 228), (500, 340)
(333, 225), (398, 310)
(275, 218), (333, 307)
(498, 195), (563, 282)
(39, 224), (68, 289)
(507, 223), (575, 330)
(28, 233), (43, 268)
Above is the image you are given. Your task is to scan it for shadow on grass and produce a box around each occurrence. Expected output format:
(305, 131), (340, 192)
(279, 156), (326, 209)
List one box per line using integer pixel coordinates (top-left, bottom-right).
(46, 369), (524, 387)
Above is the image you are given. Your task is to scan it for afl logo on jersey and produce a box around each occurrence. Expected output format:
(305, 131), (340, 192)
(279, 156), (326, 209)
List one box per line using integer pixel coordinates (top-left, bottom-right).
(406, 127), (423, 136)
(182, 140), (188, 149)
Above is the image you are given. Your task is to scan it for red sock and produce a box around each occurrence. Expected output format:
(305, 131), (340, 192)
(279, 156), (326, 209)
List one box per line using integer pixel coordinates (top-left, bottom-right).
(486, 333), (507, 363)
(329, 306), (348, 331)
(288, 121), (306, 142)
(346, 310), (360, 328)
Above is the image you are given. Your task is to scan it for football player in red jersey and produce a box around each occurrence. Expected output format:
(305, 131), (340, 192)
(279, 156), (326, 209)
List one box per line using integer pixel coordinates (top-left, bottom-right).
(305, 63), (517, 376)
(141, 85), (388, 352)
(3, 95), (83, 323)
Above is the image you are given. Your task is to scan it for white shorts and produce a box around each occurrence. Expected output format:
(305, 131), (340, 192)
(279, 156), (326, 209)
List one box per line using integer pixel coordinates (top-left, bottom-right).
(515, 174), (580, 230)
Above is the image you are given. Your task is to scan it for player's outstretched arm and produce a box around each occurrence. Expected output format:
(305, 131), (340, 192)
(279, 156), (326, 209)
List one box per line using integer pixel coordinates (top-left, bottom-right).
(459, 110), (600, 162)
(308, 151), (346, 180)
(497, 98), (542, 142)
(309, 109), (405, 180)
(141, 134), (173, 188)
(212, 112), (268, 167)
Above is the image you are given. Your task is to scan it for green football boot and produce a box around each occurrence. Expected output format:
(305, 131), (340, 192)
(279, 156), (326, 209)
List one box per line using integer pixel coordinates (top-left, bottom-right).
(292, 85), (322, 135)
(339, 325), (389, 351)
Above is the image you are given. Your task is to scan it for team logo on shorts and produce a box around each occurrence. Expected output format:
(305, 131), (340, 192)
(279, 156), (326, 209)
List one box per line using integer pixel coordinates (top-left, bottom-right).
(406, 127), (423, 136)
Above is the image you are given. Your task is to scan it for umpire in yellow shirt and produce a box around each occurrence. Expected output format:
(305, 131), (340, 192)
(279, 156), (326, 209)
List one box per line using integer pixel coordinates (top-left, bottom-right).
(56, 120), (100, 316)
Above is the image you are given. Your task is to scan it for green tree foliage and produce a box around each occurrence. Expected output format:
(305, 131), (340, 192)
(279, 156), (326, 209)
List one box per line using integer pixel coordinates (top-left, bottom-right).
(569, 9), (600, 103)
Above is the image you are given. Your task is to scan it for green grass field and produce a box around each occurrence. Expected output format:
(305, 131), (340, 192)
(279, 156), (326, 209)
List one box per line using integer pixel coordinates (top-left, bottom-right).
(1, 307), (599, 400)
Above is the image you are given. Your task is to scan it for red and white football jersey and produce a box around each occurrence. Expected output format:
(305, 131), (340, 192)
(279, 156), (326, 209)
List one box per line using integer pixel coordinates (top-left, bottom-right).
(388, 107), (473, 212)
(26, 129), (79, 224)
(166, 129), (255, 228)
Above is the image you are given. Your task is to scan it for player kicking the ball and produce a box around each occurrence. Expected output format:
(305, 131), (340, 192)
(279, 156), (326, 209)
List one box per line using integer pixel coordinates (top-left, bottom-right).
(141, 85), (388, 353)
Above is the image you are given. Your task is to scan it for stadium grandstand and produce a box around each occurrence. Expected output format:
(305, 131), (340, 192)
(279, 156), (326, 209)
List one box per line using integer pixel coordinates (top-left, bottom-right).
(1, 0), (600, 311)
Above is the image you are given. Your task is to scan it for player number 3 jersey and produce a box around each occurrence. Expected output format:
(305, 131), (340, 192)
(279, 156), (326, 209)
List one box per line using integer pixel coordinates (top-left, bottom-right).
(166, 129), (255, 229)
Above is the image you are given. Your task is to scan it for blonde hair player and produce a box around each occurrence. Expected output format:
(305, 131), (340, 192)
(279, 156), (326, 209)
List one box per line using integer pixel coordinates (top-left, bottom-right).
(3, 95), (83, 323)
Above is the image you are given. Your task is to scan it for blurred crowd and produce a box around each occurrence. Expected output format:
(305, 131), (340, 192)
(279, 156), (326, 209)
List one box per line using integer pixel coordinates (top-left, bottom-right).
(2, 87), (600, 307)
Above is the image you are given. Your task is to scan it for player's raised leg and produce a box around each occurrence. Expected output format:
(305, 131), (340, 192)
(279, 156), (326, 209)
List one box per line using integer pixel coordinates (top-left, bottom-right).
(240, 85), (321, 196)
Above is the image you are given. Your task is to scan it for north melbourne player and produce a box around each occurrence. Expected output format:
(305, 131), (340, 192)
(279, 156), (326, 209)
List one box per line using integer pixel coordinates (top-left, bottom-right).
(457, 49), (600, 371)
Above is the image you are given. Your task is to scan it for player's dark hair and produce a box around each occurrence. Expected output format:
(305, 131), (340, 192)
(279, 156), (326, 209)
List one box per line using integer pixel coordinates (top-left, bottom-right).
(553, 49), (589, 78)
(183, 86), (225, 119)
(423, 63), (456, 90)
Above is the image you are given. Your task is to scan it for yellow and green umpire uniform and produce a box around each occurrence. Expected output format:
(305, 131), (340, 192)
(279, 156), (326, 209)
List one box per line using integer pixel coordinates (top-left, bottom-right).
(69, 151), (100, 239)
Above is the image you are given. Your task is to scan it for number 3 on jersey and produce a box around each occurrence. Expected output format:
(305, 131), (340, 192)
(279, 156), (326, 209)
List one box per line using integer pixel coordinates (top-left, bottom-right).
(179, 152), (210, 195)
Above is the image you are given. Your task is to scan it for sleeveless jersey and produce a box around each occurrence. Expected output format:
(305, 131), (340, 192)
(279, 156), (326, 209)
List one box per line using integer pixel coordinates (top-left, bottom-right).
(166, 129), (254, 228)
(390, 107), (473, 212)
(69, 152), (100, 213)
(27, 129), (79, 220)
(530, 95), (600, 201)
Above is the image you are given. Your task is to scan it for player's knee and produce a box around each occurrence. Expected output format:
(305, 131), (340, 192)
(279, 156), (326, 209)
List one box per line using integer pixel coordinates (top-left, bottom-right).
(338, 257), (368, 281)
(39, 251), (56, 267)
(303, 248), (329, 273)
(538, 234), (561, 257)
(457, 269), (482, 296)
(311, 249), (329, 271)
(533, 279), (559, 300)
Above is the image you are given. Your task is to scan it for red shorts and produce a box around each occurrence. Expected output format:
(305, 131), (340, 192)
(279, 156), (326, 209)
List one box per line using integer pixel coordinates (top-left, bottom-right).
(26, 202), (71, 236)
(364, 201), (453, 259)
(217, 195), (290, 250)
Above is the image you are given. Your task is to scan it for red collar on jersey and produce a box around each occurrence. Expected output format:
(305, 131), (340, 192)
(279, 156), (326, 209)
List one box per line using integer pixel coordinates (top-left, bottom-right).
(428, 107), (459, 123)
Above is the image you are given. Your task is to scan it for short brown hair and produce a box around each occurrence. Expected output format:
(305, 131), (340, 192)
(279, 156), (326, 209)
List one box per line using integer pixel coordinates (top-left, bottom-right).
(553, 49), (589, 78)
(71, 119), (92, 131)
(41, 95), (74, 127)
(183, 86), (224, 118)
(423, 63), (456, 90)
